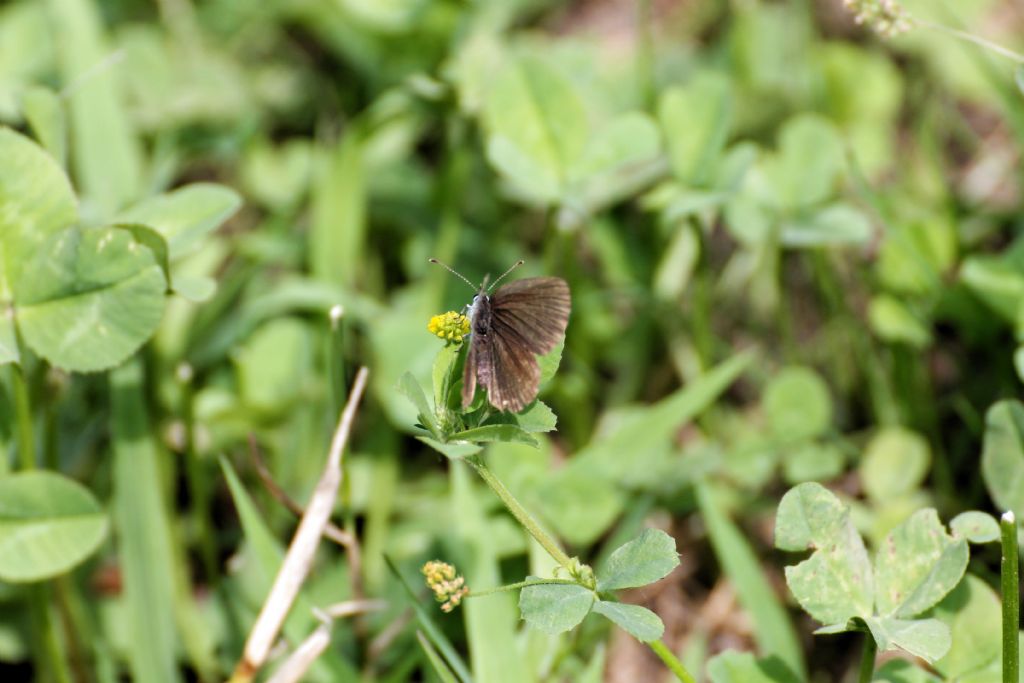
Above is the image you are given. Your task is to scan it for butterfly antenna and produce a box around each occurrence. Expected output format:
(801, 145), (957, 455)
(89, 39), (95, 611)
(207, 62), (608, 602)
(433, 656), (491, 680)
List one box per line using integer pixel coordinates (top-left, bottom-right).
(488, 260), (525, 292)
(428, 258), (478, 291)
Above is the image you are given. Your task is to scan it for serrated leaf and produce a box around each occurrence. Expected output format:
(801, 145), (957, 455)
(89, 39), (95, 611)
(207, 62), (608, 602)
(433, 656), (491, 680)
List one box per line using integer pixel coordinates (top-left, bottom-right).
(873, 509), (967, 618)
(537, 338), (564, 387)
(950, 512), (1000, 544)
(775, 483), (873, 624)
(981, 400), (1024, 518)
(519, 581), (594, 635)
(597, 529), (679, 591)
(863, 616), (951, 663)
(515, 400), (557, 433)
(592, 601), (663, 642)
(0, 471), (108, 582)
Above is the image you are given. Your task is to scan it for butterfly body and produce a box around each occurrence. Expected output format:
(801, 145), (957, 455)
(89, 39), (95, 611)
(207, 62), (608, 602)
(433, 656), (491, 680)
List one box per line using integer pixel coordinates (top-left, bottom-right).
(461, 276), (570, 413)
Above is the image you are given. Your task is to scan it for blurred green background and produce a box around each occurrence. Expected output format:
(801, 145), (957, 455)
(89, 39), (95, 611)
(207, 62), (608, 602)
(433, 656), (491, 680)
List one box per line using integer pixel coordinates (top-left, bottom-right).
(2, 0), (1024, 680)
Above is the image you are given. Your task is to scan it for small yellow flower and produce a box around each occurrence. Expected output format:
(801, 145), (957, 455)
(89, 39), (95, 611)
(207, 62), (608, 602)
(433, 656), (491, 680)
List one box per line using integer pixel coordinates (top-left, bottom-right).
(428, 311), (470, 344)
(422, 560), (470, 612)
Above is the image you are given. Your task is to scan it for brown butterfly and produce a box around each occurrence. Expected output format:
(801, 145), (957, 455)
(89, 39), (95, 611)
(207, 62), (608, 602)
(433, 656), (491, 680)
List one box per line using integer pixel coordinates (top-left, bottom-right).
(430, 259), (571, 413)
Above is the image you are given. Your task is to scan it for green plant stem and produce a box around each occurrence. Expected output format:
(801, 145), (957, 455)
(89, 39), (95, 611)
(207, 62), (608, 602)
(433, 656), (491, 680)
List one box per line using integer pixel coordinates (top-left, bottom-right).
(465, 456), (574, 572)
(1002, 511), (1019, 683)
(648, 640), (697, 683)
(858, 633), (877, 683)
(30, 585), (72, 683)
(914, 18), (1024, 64)
(466, 577), (580, 598)
(10, 364), (35, 470)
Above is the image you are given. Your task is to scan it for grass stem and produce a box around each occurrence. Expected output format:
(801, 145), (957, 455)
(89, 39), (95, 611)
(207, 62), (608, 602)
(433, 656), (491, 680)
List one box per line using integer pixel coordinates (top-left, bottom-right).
(1003, 511), (1019, 683)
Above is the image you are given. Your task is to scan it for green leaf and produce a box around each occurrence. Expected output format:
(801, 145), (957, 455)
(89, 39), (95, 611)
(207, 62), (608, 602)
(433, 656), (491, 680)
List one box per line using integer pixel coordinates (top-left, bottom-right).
(873, 509), (967, 618)
(571, 112), (660, 181)
(15, 226), (167, 372)
(781, 441), (845, 484)
(0, 471), (108, 582)
(399, 372), (440, 438)
(868, 296), (933, 348)
(49, 0), (142, 218)
(115, 183), (242, 260)
(518, 581), (594, 635)
(592, 601), (664, 642)
(707, 651), (803, 683)
(658, 72), (732, 187)
(930, 574), (1001, 680)
(447, 424), (538, 447)
(483, 55), (588, 204)
(763, 366), (832, 442)
(981, 400), (1024, 518)
(863, 616), (951, 663)
(780, 203), (872, 247)
(597, 528), (679, 591)
(960, 256), (1024, 324)
(537, 338), (564, 387)
(764, 114), (845, 210)
(949, 511), (1000, 544)
(171, 275), (216, 303)
(515, 400), (557, 433)
(775, 483), (874, 624)
(860, 427), (931, 502)
(0, 127), (77, 295)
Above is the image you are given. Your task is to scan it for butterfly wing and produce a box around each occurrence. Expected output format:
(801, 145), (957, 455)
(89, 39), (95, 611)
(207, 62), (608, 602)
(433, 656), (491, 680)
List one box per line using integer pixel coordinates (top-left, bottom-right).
(461, 332), (483, 409)
(490, 277), (571, 356)
(483, 323), (541, 412)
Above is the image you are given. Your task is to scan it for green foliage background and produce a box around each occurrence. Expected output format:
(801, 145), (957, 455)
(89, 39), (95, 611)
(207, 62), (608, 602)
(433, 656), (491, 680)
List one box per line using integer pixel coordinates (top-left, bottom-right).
(2, 0), (1024, 680)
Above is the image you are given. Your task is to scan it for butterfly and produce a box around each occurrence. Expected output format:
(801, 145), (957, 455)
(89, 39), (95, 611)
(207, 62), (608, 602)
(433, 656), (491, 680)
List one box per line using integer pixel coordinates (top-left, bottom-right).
(430, 259), (571, 413)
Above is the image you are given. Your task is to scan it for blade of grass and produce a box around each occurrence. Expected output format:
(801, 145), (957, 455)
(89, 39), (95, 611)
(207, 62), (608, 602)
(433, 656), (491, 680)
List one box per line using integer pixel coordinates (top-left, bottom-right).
(417, 631), (460, 683)
(48, 0), (142, 218)
(695, 480), (805, 680)
(110, 359), (182, 683)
